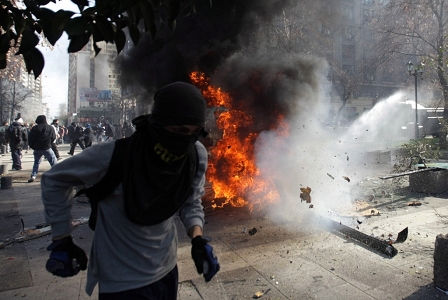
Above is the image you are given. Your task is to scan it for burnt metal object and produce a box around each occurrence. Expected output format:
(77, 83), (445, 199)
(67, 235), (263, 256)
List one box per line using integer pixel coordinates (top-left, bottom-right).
(395, 227), (408, 243)
(379, 167), (440, 180)
(324, 218), (398, 258)
(248, 228), (258, 236)
(272, 180), (402, 258)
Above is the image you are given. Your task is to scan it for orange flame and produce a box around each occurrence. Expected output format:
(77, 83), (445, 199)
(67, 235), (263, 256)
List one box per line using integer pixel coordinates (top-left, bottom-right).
(191, 72), (288, 209)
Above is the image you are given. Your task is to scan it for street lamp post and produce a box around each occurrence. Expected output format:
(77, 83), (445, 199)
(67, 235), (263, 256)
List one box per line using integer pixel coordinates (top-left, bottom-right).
(406, 60), (423, 140)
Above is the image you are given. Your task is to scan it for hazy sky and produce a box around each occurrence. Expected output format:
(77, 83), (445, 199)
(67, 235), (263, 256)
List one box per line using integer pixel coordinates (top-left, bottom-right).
(37, 1), (78, 118)
(39, 37), (70, 118)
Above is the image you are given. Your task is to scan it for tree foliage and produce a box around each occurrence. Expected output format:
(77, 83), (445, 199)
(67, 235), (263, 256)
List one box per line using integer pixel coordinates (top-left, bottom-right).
(0, 77), (33, 121)
(372, 0), (448, 147)
(0, 0), (199, 79)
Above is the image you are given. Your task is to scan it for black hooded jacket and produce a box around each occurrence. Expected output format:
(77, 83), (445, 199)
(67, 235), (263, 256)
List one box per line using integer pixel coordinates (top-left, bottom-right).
(28, 115), (56, 150)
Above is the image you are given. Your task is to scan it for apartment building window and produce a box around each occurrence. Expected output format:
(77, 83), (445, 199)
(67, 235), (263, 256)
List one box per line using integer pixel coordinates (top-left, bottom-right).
(318, 23), (332, 35)
(362, 86), (376, 98)
(341, 5), (353, 20)
(342, 45), (355, 59)
(362, 8), (374, 21)
(363, 67), (376, 81)
(363, 8), (374, 16)
(382, 70), (393, 83)
(345, 27), (355, 40)
(342, 65), (355, 76)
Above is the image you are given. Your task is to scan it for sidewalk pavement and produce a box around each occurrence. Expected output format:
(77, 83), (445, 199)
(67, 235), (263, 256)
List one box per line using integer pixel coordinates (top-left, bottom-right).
(0, 144), (448, 299)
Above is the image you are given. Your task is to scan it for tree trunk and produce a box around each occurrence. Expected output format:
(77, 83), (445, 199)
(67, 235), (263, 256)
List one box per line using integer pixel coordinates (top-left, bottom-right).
(335, 96), (348, 127)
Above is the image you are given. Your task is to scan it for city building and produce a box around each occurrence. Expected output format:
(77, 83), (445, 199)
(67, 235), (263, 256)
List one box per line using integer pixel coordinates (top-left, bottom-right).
(19, 64), (43, 121)
(332, 0), (404, 118)
(0, 58), (43, 123)
(67, 39), (123, 125)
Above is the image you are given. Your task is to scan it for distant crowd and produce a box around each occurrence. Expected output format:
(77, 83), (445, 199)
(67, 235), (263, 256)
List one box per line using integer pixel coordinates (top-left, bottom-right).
(0, 118), (136, 152)
(0, 117), (136, 181)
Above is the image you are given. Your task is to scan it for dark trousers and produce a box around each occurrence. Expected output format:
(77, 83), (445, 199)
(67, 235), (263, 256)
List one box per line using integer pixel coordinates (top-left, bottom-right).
(11, 149), (22, 169)
(69, 139), (85, 155)
(84, 137), (92, 148)
(51, 142), (59, 158)
(99, 265), (178, 300)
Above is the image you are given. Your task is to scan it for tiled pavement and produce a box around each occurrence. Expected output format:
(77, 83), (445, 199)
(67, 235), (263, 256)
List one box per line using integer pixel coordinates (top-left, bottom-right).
(0, 144), (448, 299)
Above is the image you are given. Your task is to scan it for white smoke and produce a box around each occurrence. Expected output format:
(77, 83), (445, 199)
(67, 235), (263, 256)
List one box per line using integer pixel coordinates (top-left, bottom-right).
(253, 70), (412, 227)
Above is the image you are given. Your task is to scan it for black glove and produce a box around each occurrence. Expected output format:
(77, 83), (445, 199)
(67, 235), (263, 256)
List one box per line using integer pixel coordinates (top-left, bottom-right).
(191, 236), (220, 282)
(46, 236), (88, 277)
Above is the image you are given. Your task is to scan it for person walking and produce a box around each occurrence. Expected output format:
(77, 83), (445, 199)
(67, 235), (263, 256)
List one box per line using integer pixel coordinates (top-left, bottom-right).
(27, 115), (57, 183)
(40, 82), (220, 299)
(50, 119), (61, 160)
(5, 117), (27, 170)
(67, 122), (76, 144)
(0, 121), (9, 154)
(104, 121), (114, 141)
(68, 123), (85, 155)
(58, 125), (65, 144)
(83, 124), (95, 148)
(22, 123), (31, 153)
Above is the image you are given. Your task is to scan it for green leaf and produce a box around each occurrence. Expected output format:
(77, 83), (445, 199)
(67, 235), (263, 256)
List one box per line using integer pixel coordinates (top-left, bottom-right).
(93, 42), (102, 56)
(68, 32), (91, 53)
(96, 16), (115, 43)
(114, 28), (126, 54)
(23, 0), (40, 13)
(71, 0), (89, 7)
(32, 7), (55, 21)
(92, 23), (104, 43)
(0, 31), (10, 53)
(16, 28), (39, 55)
(128, 24), (140, 46)
(22, 48), (45, 78)
(116, 0), (141, 14)
(82, 7), (97, 16)
(65, 17), (89, 36)
(0, 12), (13, 34)
(139, 0), (157, 39)
(165, 0), (180, 30)
(36, 0), (52, 5)
(33, 23), (43, 34)
(13, 15), (27, 37)
(0, 57), (6, 70)
(48, 10), (75, 46)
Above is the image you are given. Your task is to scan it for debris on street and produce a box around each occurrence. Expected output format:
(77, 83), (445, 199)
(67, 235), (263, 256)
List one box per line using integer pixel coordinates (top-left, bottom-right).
(300, 187), (312, 203)
(253, 288), (271, 299)
(0, 217), (89, 248)
(248, 227), (258, 236)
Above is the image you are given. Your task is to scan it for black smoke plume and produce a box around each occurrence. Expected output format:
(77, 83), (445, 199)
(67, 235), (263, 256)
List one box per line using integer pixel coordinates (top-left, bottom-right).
(119, 0), (295, 93)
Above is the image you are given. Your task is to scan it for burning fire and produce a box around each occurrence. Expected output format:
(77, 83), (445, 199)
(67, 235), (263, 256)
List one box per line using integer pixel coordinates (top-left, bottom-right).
(190, 72), (288, 209)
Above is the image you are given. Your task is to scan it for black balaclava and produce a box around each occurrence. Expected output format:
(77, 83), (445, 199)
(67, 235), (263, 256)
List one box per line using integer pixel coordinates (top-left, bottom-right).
(149, 81), (206, 127)
(146, 81), (206, 164)
(122, 81), (207, 226)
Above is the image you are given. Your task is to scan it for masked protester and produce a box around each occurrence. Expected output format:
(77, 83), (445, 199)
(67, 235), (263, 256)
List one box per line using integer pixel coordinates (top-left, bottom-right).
(41, 82), (220, 299)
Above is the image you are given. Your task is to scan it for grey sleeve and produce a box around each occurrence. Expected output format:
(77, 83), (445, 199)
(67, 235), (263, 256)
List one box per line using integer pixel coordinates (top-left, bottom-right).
(41, 143), (114, 238)
(179, 141), (207, 235)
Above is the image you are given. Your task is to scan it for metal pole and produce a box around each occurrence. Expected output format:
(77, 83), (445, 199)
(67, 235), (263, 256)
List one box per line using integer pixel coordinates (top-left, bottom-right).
(414, 74), (418, 140)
